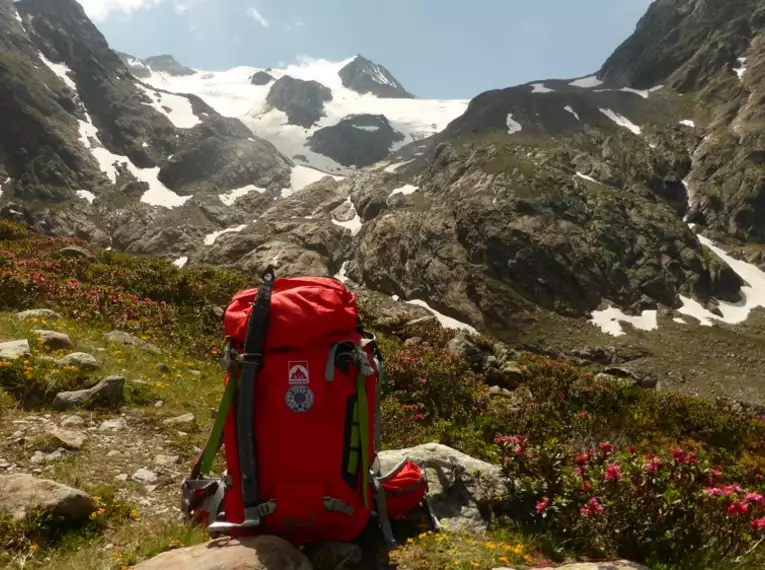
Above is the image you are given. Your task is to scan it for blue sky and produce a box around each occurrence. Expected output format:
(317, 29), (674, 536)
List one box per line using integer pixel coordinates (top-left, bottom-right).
(78, 0), (654, 99)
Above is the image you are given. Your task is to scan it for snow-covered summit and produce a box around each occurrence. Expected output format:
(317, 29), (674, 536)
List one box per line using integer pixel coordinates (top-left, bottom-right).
(120, 53), (469, 174)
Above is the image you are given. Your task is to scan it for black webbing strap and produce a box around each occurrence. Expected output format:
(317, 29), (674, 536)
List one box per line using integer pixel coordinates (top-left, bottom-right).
(237, 266), (275, 525)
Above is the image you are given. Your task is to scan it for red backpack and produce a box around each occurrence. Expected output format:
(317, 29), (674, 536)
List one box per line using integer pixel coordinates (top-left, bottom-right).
(180, 267), (448, 546)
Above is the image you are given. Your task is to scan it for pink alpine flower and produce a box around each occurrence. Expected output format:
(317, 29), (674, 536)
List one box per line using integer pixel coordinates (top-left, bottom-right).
(604, 463), (624, 483)
(645, 456), (663, 473)
(598, 442), (613, 457)
(746, 493), (765, 506)
(580, 497), (605, 517)
(751, 518), (765, 531)
(536, 497), (550, 514)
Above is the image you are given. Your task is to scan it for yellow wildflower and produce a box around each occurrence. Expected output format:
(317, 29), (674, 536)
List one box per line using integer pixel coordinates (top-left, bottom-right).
(129, 509), (139, 520)
(29, 544), (39, 553)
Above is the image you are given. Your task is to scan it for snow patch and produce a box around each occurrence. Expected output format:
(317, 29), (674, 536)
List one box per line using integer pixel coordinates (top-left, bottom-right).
(676, 235), (765, 326)
(389, 184), (418, 198)
(564, 105), (580, 121)
(589, 305), (659, 337)
(384, 158), (416, 173)
(404, 299), (478, 334)
(575, 172), (600, 184)
(679, 120), (696, 128)
(76, 190), (96, 204)
(37, 52), (77, 91)
(172, 256), (188, 268)
(136, 84), (200, 129)
(286, 165), (345, 197)
(76, 113), (191, 208)
(569, 75), (603, 88)
(218, 184), (266, 206)
(599, 108), (642, 135)
(353, 125), (380, 132)
(506, 114), (522, 135)
(734, 57), (748, 79)
(620, 85), (663, 99)
(331, 197), (363, 236)
(334, 261), (349, 283)
(204, 224), (248, 246)
(531, 83), (554, 94)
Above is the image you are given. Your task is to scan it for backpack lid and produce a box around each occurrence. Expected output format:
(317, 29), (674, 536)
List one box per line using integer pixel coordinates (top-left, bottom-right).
(224, 277), (358, 348)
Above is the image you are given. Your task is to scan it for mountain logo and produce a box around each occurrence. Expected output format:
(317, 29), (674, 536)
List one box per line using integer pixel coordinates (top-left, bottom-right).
(288, 362), (310, 385)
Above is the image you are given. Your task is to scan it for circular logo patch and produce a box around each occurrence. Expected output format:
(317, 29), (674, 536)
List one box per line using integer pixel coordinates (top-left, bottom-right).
(285, 385), (315, 413)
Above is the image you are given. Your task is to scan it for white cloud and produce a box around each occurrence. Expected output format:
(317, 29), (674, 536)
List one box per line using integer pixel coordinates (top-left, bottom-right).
(76, 0), (165, 22)
(246, 6), (269, 28)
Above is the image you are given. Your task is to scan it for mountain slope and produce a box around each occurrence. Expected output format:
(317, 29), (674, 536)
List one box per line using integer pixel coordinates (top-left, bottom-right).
(137, 55), (469, 173)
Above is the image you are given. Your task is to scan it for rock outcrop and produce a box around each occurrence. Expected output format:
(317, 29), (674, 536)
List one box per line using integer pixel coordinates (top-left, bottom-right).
(339, 55), (415, 99)
(308, 114), (406, 167)
(266, 76), (333, 128)
(0, 473), (96, 523)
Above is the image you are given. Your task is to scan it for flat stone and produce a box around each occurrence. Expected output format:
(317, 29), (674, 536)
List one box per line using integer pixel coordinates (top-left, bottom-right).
(132, 536), (312, 570)
(0, 340), (30, 360)
(103, 331), (162, 354)
(30, 448), (68, 464)
(0, 473), (96, 523)
(15, 309), (62, 321)
(60, 415), (85, 428)
(99, 418), (127, 432)
(162, 413), (195, 426)
(153, 454), (178, 466)
(52, 376), (125, 410)
(131, 468), (158, 485)
(32, 330), (72, 350)
(56, 245), (95, 259)
(55, 352), (100, 372)
(45, 427), (87, 450)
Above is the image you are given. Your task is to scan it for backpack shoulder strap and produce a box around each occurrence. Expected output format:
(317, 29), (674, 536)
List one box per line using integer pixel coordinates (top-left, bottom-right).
(237, 266), (275, 527)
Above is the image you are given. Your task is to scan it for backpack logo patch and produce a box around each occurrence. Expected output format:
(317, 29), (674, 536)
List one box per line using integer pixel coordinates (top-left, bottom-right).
(286, 385), (315, 413)
(288, 362), (310, 385)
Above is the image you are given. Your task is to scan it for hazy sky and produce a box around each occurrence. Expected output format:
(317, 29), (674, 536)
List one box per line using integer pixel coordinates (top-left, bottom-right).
(77, 0), (654, 99)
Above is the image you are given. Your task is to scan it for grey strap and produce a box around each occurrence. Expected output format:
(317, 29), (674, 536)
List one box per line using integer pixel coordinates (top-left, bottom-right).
(372, 475), (397, 548)
(323, 496), (355, 515)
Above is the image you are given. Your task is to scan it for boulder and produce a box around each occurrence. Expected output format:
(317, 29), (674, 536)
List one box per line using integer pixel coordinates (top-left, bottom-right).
(163, 412), (196, 426)
(52, 376), (125, 410)
(602, 365), (660, 389)
(14, 309), (62, 321)
(104, 330), (163, 354)
(266, 75), (333, 128)
(55, 245), (95, 259)
(32, 330), (73, 350)
(54, 352), (100, 372)
(251, 71), (274, 86)
(446, 332), (485, 370)
(0, 340), (30, 360)
(0, 473), (96, 524)
(131, 468), (158, 485)
(378, 443), (503, 533)
(132, 535), (312, 570)
(44, 427), (87, 450)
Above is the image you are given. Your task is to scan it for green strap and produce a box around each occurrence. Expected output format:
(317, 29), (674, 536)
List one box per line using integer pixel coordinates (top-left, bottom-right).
(356, 366), (370, 509)
(194, 371), (239, 476)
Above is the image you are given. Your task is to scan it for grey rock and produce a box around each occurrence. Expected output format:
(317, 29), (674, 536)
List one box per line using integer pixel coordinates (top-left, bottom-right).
(132, 535), (312, 570)
(104, 330), (163, 354)
(56, 245), (95, 259)
(60, 415), (85, 428)
(44, 427), (87, 450)
(447, 332), (485, 370)
(488, 385), (513, 398)
(308, 114), (406, 167)
(251, 71), (274, 85)
(162, 412), (195, 426)
(155, 363), (170, 373)
(32, 330), (72, 350)
(0, 473), (96, 523)
(190, 370), (201, 377)
(378, 443), (503, 533)
(52, 376), (125, 410)
(115, 473), (128, 482)
(30, 448), (68, 464)
(98, 418), (127, 432)
(131, 468), (158, 485)
(153, 454), (179, 466)
(0, 340), (30, 361)
(14, 309), (61, 321)
(54, 352), (100, 372)
(602, 365), (660, 389)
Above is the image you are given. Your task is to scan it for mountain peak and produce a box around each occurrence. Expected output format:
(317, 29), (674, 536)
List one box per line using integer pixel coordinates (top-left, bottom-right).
(338, 55), (415, 99)
(117, 52), (196, 78)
